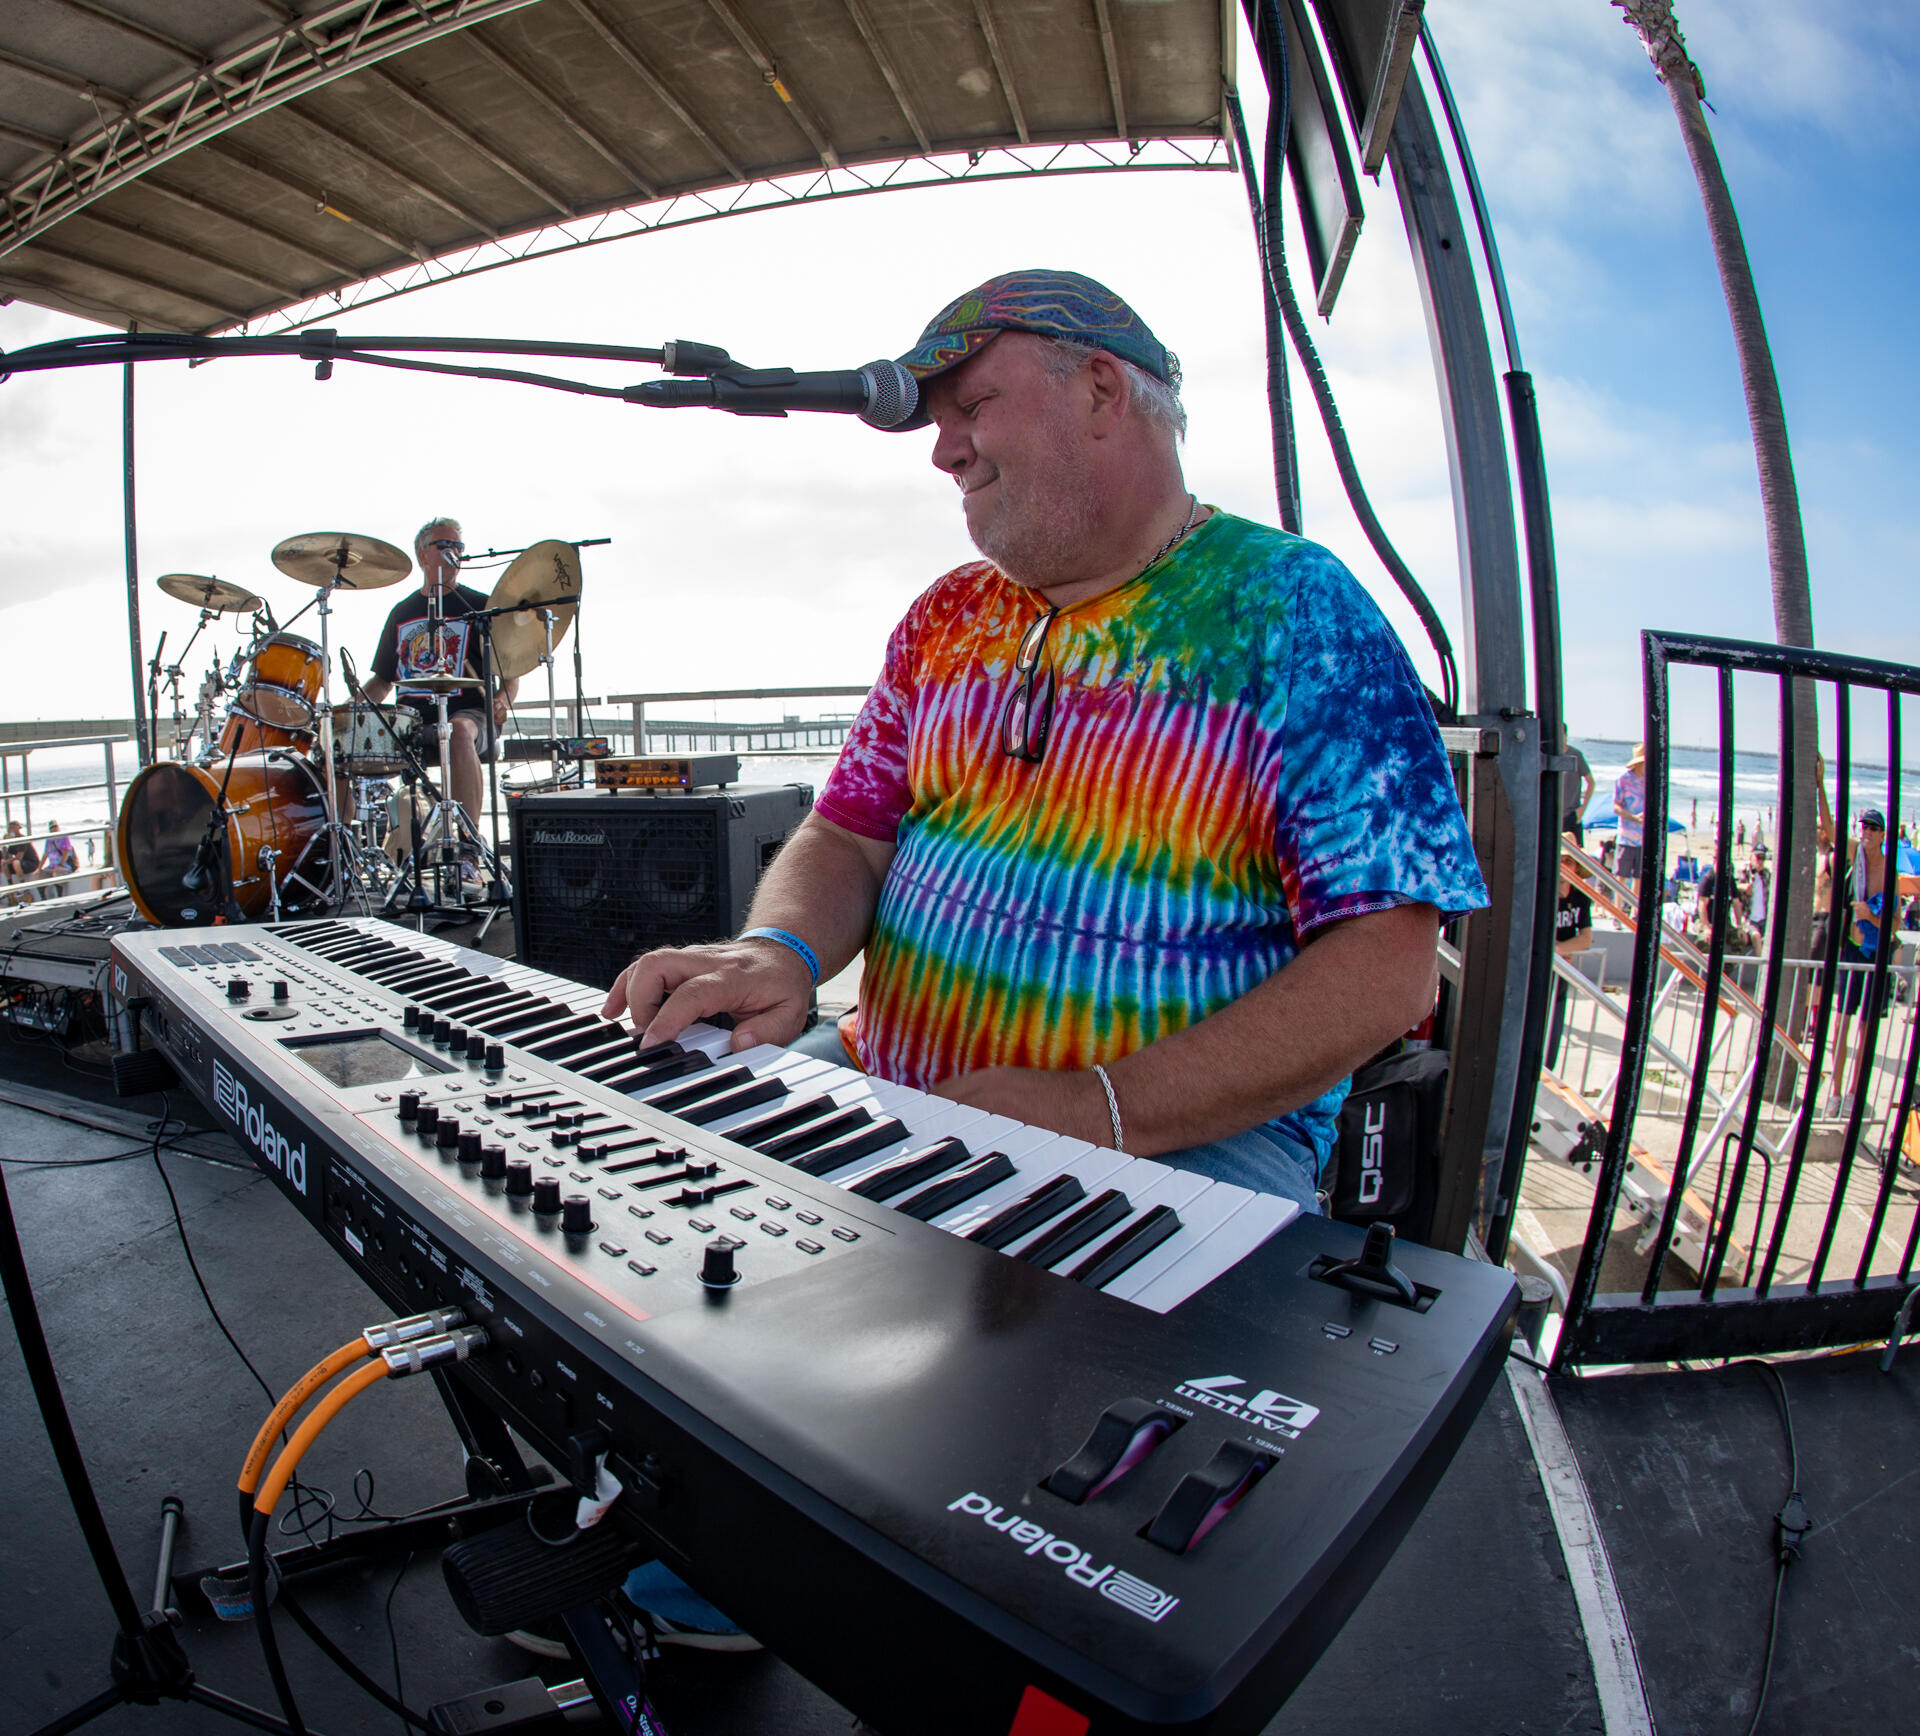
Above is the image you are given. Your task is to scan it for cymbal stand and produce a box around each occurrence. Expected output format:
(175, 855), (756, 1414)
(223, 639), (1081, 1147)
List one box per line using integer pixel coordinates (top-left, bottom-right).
(538, 605), (560, 789)
(303, 557), (376, 915)
(471, 614), (513, 925)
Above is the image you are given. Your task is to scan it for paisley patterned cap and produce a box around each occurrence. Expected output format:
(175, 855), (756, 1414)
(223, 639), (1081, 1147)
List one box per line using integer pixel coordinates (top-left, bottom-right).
(890, 269), (1172, 427)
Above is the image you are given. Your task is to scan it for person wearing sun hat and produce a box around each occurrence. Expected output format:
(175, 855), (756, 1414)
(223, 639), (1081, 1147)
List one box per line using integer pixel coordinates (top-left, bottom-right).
(609, 259), (1486, 1191)
(1614, 742), (1648, 881)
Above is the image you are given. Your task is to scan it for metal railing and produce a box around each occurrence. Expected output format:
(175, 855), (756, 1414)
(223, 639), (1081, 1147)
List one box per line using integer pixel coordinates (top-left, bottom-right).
(1556, 632), (1920, 1366)
(0, 733), (132, 901)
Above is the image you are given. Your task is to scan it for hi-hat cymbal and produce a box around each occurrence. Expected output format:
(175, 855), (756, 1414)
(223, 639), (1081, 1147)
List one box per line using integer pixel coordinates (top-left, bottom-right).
(401, 674), (481, 691)
(271, 532), (412, 590)
(157, 572), (262, 614)
(488, 540), (582, 680)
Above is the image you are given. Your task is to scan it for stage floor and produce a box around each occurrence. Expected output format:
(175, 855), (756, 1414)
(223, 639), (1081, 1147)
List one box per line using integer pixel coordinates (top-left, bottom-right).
(2, 912), (1915, 1734)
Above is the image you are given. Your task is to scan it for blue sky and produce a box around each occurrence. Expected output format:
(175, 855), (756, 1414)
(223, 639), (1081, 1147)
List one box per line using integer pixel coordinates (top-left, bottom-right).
(1, 0), (1914, 756)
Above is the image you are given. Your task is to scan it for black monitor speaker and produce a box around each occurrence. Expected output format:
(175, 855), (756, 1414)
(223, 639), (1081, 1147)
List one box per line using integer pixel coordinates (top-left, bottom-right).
(508, 785), (813, 989)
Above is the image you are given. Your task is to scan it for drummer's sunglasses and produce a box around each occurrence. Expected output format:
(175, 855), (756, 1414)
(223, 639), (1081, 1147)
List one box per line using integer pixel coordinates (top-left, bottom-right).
(429, 539), (465, 551)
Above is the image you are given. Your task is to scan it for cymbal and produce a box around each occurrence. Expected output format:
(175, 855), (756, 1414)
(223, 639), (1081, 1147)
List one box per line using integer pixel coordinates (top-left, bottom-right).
(488, 540), (582, 679)
(271, 531), (412, 590)
(157, 572), (262, 614)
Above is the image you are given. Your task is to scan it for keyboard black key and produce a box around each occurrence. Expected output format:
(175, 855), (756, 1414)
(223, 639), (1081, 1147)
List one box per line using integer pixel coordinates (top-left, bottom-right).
(530, 1021), (629, 1061)
(1016, 1189), (1132, 1269)
(1068, 1204), (1184, 1288)
(755, 1107), (874, 1162)
(676, 1077), (787, 1128)
(625, 1051), (715, 1089)
(966, 1175), (1086, 1250)
(632, 1040), (687, 1067)
(895, 1152), (1018, 1221)
(650, 1066), (755, 1115)
(848, 1137), (973, 1203)
(787, 1118), (911, 1177)
(722, 1095), (836, 1145)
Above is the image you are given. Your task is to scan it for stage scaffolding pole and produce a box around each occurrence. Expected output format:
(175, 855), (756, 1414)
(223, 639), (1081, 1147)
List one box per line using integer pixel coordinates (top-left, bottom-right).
(122, 322), (150, 771)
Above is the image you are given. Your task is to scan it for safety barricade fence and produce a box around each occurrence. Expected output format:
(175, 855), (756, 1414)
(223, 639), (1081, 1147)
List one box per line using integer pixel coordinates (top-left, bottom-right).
(1556, 632), (1920, 1367)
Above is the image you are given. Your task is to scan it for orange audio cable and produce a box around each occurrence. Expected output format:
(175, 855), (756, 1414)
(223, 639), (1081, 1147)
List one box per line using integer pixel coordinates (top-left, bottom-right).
(244, 1324), (488, 1736)
(235, 1308), (466, 1533)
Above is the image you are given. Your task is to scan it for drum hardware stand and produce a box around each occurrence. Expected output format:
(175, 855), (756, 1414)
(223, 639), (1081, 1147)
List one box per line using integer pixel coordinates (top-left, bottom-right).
(259, 845), (283, 922)
(144, 630), (169, 763)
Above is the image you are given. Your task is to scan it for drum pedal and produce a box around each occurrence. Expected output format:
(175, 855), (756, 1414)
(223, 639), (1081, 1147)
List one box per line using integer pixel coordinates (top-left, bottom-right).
(111, 1047), (181, 1097)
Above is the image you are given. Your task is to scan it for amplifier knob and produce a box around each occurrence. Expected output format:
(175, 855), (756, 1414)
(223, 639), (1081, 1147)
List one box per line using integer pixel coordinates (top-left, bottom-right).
(404, 1004), (422, 1029)
(436, 1119), (461, 1151)
(532, 1177), (562, 1215)
(561, 1195), (593, 1235)
(415, 1104), (439, 1135)
(484, 1042), (505, 1072)
(699, 1239), (739, 1289)
(480, 1144), (507, 1180)
(505, 1159), (533, 1197)
(226, 979), (250, 1002)
(398, 1091), (420, 1123)
(458, 1131), (482, 1162)
(466, 1033), (487, 1062)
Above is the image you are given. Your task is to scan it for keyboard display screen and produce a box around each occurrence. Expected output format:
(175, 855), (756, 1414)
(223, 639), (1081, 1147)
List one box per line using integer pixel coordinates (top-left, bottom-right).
(282, 1030), (454, 1088)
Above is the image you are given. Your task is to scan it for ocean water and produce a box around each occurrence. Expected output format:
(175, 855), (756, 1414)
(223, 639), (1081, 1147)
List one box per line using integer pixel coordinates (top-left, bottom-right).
(1576, 737), (1918, 840)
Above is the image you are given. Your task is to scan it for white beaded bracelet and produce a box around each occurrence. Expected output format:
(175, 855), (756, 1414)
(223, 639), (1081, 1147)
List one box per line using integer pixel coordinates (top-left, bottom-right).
(1091, 1063), (1126, 1153)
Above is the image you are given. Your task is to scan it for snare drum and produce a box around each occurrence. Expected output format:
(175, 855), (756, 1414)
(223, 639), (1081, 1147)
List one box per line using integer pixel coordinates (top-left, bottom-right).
(328, 701), (418, 775)
(117, 752), (330, 926)
(220, 632), (326, 754)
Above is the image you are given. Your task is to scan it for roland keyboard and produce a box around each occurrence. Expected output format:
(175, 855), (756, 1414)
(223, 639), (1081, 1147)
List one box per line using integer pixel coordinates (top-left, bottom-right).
(110, 918), (1517, 1736)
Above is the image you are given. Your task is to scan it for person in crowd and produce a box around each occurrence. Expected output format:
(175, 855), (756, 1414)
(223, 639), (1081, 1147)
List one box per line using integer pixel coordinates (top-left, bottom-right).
(1548, 841), (1594, 1070)
(42, 820), (77, 884)
(1828, 808), (1890, 1118)
(5, 820), (41, 901)
(1614, 743), (1647, 881)
(1560, 728), (1595, 846)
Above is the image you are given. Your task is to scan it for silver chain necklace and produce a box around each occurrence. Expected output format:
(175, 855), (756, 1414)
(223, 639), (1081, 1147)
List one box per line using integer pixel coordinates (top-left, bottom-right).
(1143, 493), (1199, 573)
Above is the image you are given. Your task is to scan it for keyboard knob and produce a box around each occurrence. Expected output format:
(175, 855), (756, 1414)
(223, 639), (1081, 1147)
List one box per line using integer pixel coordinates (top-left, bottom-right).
(561, 1195), (593, 1235)
(466, 1033), (487, 1062)
(480, 1144), (507, 1180)
(404, 1005), (422, 1029)
(436, 1119), (460, 1152)
(458, 1131), (482, 1162)
(532, 1177), (562, 1215)
(484, 1042), (505, 1072)
(446, 1026), (467, 1051)
(505, 1159), (533, 1197)
(272, 980), (290, 1002)
(227, 979), (250, 1002)
(699, 1239), (739, 1289)
(397, 1092), (420, 1124)
(415, 1104), (439, 1135)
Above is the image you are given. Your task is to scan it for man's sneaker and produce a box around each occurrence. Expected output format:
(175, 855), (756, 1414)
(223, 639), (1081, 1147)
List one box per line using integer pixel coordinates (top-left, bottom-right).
(458, 857), (488, 904)
(639, 1610), (764, 1653)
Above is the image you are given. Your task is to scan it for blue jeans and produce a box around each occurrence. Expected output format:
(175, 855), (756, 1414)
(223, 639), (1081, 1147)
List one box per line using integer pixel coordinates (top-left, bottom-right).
(1157, 1121), (1324, 1214)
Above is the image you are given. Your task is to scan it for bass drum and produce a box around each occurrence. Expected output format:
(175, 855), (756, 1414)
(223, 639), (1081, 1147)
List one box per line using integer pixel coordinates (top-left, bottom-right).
(117, 752), (331, 927)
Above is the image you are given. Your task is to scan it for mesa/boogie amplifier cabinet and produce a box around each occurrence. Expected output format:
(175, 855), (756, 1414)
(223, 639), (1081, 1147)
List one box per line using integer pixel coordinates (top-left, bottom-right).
(508, 784), (812, 987)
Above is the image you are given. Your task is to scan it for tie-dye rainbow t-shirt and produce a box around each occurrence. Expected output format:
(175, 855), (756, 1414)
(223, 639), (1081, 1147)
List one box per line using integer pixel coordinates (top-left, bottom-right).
(815, 511), (1487, 1162)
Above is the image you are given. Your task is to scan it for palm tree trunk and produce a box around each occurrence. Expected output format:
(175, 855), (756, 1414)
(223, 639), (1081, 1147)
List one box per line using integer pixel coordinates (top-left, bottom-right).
(1615, 1), (1819, 1064)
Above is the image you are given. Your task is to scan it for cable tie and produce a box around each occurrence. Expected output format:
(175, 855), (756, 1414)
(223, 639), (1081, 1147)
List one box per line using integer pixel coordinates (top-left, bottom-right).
(575, 1454), (623, 1531)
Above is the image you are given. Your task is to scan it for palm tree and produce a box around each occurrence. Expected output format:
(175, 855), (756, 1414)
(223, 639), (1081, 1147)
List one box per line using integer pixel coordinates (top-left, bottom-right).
(1615, 1), (1819, 1059)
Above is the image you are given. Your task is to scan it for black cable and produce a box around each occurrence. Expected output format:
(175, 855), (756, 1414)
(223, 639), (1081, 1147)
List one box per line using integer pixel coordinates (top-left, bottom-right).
(1230, 1), (1462, 718)
(150, 1096), (276, 1407)
(248, 1506), (310, 1736)
(1726, 1360), (1809, 1736)
(385, 1551), (417, 1736)
(272, 1584), (434, 1735)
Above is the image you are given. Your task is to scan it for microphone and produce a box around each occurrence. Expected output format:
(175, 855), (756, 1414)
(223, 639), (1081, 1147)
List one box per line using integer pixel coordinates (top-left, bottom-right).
(628, 359), (919, 429)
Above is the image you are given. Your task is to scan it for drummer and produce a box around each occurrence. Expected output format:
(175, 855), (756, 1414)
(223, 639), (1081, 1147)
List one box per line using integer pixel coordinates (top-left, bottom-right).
(361, 518), (517, 890)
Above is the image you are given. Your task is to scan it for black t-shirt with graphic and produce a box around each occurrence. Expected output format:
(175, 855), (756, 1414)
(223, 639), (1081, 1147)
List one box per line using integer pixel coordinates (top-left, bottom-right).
(370, 583), (490, 715)
(1556, 886), (1592, 947)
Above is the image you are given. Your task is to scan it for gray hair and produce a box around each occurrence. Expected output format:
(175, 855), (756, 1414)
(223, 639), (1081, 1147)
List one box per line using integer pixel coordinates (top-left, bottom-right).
(414, 516), (462, 553)
(1033, 337), (1187, 440)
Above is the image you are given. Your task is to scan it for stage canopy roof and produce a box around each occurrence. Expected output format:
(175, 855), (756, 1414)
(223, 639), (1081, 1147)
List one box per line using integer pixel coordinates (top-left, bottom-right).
(0, 0), (1232, 335)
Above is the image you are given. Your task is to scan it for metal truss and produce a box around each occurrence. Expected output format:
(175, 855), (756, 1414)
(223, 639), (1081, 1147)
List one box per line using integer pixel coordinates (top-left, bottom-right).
(0, 0), (541, 259)
(241, 136), (1233, 336)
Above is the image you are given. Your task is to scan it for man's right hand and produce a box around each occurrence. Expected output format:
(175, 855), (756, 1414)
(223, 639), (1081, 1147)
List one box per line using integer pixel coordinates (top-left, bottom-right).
(602, 937), (816, 1053)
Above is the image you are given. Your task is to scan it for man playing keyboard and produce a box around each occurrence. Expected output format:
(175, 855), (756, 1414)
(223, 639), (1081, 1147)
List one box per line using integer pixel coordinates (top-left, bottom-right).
(603, 269), (1486, 1222)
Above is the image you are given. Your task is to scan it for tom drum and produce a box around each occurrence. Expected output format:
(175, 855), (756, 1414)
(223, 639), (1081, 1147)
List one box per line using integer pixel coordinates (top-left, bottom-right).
(219, 632), (326, 754)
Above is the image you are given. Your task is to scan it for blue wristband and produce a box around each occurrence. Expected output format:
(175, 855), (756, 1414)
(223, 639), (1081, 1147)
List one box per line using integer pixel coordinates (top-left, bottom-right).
(740, 926), (820, 986)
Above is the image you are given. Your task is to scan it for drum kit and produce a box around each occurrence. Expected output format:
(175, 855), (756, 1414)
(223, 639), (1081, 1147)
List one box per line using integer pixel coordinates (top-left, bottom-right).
(118, 534), (583, 930)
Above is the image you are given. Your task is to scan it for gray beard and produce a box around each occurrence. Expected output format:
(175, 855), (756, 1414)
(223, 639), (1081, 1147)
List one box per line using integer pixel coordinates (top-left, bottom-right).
(966, 456), (1103, 589)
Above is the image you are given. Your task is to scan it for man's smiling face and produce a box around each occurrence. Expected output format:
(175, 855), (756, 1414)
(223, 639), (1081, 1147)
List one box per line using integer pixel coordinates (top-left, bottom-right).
(925, 333), (1101, 588)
